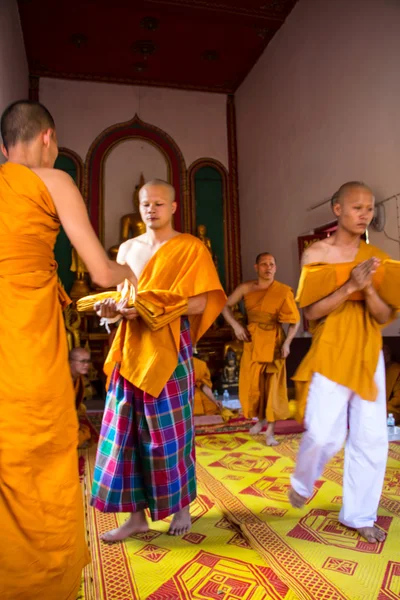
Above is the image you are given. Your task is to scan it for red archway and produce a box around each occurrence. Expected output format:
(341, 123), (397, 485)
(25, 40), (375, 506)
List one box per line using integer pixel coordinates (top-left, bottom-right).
(84, 115), (188, 242)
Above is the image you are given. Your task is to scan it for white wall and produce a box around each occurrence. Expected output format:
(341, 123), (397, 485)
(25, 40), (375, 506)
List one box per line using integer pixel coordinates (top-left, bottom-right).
(0, 0), (28, 163)
(236, 0), (400, 334)
(40, 78), (228, 169)
(104, 140), (168, 250)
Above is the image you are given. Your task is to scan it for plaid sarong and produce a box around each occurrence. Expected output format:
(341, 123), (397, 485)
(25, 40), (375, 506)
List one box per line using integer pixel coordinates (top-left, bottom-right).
(90, 317), (196, 520)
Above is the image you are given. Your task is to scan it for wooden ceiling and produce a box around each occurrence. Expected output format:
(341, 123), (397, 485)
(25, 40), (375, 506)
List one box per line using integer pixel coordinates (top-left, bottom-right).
(18, 0), (297, 93)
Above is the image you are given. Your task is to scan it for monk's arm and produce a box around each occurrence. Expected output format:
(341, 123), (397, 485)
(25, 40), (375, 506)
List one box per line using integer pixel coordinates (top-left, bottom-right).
(303, 281), (356, 320)
(221, 284), (246, 328)
(285, 321), (300, 344)
(363, 285), (394, 325)
(187, 293), (208, 315)
(302, 258), (375, 321)
(41, 169), (136, 288)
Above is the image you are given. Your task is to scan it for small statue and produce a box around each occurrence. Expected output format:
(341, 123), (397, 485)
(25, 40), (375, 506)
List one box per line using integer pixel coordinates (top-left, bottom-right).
(222, 349), (239, 384)
(64, 304), (82, 351)
(109, 173), (146, 260)
(196, 224), (213, 254)
(223, 339), (244, 366)
(70, 248), (90, 299)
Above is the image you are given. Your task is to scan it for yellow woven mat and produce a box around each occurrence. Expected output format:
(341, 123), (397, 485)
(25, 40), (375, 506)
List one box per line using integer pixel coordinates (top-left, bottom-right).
(80, 436), (400, 599)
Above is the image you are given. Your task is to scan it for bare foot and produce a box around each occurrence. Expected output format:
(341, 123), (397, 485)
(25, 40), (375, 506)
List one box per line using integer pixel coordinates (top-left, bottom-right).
(266, 435), (279, 446)
(101, 510), (149, 543)
(249, 420), (266, 434)
(357, 525), (386, 544)
(288, 486), (307, 508)
(168, 506), (191, 536)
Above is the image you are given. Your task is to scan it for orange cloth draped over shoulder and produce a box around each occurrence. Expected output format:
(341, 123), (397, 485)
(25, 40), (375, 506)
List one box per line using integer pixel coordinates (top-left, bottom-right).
(75, 376), (92, 447)
(193, 356), (219, 416)
(0, 163), (90, 600)
(239, 281), (300, 421)
(293, 241), (400, 422)
(386, 362), (400, 425)
(79, 234), (226, 396)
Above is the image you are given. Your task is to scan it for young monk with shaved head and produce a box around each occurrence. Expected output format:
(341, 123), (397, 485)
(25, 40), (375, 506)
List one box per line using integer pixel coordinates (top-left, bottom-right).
(92, 179), (226, 541)
(0, 100), (134, 600)
(290, 181), (400, 544)
(222, 253), (300, 445)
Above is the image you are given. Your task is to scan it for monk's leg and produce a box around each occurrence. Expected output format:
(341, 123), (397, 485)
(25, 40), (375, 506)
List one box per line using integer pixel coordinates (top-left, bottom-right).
(289, 372), (348, 508)
(340, 353), (388, 543)
(101, 511), (149, 542)
(265, 421), (279, 446)
(142, 318), (196, 536)
(91, 365), (150, 543)
(249, 419), (266, 434)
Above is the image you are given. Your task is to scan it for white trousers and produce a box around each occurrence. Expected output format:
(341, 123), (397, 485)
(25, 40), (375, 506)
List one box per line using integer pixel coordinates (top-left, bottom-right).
(291, 352), (388, 528)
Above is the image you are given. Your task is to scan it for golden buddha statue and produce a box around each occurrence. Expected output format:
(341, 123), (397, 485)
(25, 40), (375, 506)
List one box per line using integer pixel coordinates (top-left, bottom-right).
(196, 224), (212, 254)
(222, 349), (239, 384)
(109, 173), (146, 260)
(64, 304), (82, 351)
(70, 248), (90, 299)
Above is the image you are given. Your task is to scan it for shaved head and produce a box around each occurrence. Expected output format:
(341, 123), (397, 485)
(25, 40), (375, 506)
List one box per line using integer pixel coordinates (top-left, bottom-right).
(1, 100), (55, 151)
(139, 179), (176, 203)
(69, 347), (90, 361)
(331, 181), (374, 207)
(255, 252), (275, 264)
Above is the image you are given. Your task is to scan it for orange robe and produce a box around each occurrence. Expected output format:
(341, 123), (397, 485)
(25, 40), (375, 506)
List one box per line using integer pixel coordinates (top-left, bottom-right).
(79, 234), (226, 395)
(239, 281), (300, 421)
(0, 163), (90, 600)
(74, 376), (92, 447)
(193, 357), (219, 416)
(386, 362), (400, 424)
(293, 241), (400, 421)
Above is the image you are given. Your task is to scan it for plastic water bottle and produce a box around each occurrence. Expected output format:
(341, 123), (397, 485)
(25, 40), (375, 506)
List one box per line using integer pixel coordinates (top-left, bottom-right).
(214, 390), (219, 400)
(223, 390), (230, 402)
(387, 413), (395, 436)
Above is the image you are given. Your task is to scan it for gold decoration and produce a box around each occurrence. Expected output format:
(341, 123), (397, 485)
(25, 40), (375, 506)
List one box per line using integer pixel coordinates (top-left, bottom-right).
(70, 248), (90, 299)
(196, 224), (213, 254)
(109, 173), (146, 260)
(64, 304), (82, 351)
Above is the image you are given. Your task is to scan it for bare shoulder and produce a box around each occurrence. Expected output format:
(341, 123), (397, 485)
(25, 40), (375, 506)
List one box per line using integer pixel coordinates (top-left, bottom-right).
(31, 167), (74, 187)
(240, 280), (257, 294)
(301, 239), (331, 266)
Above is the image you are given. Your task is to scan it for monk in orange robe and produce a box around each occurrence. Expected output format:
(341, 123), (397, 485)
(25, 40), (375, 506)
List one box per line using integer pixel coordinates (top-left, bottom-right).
(0, 100), (133, 600)
(69, 347), (92, 447)
(290, 181), (400, 545)
(193, 356), (221, 415)
(222, 253), (300, 445)
(383, 345), (400, 424)
(84, 180), (226, 542)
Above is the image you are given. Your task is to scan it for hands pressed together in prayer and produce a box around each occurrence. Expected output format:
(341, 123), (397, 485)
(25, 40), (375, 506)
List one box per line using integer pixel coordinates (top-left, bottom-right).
(348, 257), (380, 293)
(94, 298), (139, 321)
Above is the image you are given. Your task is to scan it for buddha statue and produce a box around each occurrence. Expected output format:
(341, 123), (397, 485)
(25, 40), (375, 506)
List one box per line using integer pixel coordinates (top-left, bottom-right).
(222, 349), (239, 385)
(64, 304), (82, 351)
(196, 224), (213, 254)
(223, 339), (244, 368)
(70, 248), (91, 299)
(109, 173), (146, 260)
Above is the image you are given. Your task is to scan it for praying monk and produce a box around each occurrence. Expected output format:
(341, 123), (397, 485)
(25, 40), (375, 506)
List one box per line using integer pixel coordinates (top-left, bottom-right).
(222, 253), (300, 445)
(289, 181), (400, 544)
(0, 100), (134, 600)
(69, 347), (93, 447)
(383, 345), (400, 425)
(91, 180), (226, 541)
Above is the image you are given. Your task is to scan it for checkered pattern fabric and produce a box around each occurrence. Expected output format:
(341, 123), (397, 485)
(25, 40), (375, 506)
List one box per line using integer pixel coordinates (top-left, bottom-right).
(90, 318), (196, 520)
